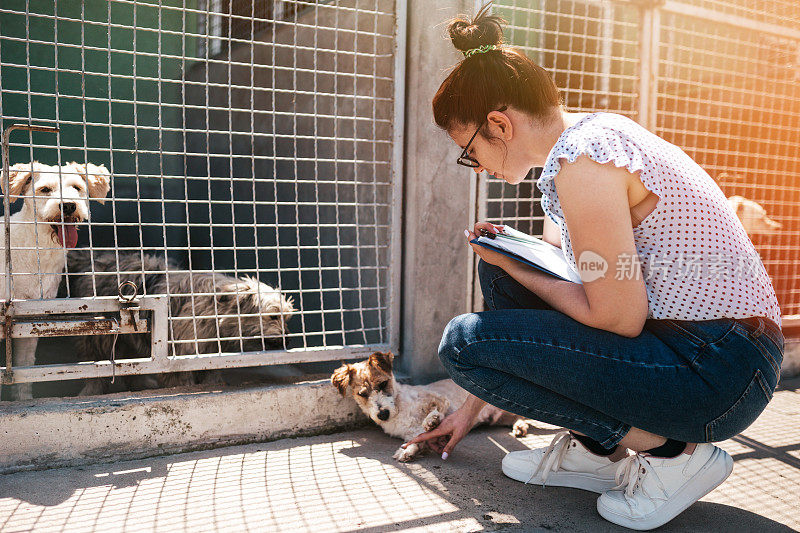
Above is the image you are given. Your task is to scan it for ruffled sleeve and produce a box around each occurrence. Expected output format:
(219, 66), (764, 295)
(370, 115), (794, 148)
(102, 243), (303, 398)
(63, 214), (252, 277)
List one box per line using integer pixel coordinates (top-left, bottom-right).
(536, 115), (664, 224)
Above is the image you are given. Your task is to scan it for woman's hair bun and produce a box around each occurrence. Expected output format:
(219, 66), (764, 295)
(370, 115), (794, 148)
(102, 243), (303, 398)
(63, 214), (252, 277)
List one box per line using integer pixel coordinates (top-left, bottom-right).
(448, 2), (505, 54)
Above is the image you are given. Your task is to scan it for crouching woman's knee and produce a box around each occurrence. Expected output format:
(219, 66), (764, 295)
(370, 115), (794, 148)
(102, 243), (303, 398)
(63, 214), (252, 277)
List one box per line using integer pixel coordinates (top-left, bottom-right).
(438, 313), (481, 367)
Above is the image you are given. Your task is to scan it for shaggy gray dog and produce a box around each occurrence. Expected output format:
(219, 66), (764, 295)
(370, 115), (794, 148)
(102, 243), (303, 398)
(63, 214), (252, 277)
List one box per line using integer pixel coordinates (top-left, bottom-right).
(66, 249), (295, 394)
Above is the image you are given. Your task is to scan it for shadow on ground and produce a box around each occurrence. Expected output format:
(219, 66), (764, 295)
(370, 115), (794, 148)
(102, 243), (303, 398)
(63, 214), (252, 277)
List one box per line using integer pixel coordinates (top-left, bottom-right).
(1, 418), (797, 532)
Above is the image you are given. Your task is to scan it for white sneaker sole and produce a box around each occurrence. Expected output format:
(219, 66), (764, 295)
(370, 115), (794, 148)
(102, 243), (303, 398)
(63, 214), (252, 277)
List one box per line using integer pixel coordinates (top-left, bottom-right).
(596, 447), (734, 531)
(502, 463), (618, 494)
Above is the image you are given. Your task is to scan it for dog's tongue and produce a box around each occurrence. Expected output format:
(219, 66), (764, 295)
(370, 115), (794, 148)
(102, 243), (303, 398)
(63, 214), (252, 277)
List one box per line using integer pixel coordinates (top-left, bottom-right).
(56, 225), (79, 248)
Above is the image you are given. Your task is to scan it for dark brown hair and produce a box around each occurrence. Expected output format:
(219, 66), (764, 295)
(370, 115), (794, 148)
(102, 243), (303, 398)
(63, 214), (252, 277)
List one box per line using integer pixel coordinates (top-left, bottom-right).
(432, 2), (562, 135)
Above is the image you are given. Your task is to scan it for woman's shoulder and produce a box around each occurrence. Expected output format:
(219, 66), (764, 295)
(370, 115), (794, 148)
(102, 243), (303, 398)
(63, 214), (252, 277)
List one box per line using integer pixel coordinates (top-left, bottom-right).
(554, 112), (659, 157)
(566, 111), (640, 133)
(551, 112), (634, 155)
(541, 112), (652, 188)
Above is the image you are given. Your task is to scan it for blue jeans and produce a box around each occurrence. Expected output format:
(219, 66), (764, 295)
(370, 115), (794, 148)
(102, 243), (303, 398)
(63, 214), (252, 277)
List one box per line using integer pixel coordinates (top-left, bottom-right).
(438, 260), (784, 448)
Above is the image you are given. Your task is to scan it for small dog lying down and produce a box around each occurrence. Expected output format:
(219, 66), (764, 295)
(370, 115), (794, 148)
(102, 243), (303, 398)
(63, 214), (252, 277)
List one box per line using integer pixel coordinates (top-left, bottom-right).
(332, 351), (531, 462)
(67, 249), (295, 394)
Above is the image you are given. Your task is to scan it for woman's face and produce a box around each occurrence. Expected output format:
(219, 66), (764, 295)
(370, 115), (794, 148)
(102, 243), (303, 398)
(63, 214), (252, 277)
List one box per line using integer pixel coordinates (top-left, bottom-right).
(448, 115), (531, 185)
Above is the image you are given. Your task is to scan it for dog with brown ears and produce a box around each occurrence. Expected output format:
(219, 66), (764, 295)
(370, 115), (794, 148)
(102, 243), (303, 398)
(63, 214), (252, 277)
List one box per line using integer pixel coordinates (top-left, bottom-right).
(332, 351), (532, 461)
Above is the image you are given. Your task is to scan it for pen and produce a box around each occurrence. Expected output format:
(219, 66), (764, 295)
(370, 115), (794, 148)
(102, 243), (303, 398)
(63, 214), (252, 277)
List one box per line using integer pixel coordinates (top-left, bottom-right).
(480, 230), (542, 246)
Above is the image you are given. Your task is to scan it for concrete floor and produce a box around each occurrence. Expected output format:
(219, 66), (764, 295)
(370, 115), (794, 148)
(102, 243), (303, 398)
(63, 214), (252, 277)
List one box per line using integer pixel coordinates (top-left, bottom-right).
(1, 377), (798, 532)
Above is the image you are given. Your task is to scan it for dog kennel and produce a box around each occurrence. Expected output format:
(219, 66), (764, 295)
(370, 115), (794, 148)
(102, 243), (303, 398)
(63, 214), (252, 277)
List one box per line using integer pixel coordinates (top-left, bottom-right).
(2, 0), (798, 399)
(0, 0), (405, 397)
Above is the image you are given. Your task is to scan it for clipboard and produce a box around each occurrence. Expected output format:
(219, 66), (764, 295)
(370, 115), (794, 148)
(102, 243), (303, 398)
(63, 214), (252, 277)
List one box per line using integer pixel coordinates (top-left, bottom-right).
(470, 226), (583, 284)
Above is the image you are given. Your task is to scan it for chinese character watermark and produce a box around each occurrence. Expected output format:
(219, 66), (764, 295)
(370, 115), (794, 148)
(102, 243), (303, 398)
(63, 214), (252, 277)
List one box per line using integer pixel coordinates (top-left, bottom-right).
(577, 250), (765, 283)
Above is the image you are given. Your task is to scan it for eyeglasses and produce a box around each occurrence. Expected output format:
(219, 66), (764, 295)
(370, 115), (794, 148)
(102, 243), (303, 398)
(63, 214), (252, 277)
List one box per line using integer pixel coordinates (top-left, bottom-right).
(456, 105), (507, 168)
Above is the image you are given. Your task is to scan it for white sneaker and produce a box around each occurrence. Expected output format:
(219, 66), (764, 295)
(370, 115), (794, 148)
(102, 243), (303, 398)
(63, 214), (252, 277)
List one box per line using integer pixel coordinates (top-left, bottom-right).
(597, 443), (733, 531)
(502, 430), (623, 493)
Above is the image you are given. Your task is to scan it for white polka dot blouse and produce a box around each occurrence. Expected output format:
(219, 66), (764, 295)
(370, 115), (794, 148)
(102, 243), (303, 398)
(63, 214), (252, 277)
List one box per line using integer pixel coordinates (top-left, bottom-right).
(537, 112), (782, 326)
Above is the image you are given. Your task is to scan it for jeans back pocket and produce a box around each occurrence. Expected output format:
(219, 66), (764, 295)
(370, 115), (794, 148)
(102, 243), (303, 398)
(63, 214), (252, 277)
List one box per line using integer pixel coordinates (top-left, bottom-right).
(649, 318), (739, 368)
(735, 317), (784, 376)
(704, 368), (773, 442)
(661, 319), (739, 348)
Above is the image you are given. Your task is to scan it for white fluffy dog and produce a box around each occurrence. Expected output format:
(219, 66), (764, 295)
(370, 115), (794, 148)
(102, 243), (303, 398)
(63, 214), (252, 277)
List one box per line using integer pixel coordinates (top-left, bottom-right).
(1, 161), (110, 400)
(727, 195), (782, 235)
(332, 351), (531, 462)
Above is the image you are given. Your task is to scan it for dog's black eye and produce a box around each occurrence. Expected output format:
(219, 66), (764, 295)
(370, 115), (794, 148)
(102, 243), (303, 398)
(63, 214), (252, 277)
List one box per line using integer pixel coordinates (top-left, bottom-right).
(357, 389), (369, 398)
(38, 187), (51, 194)
(377, 381), (388, 392)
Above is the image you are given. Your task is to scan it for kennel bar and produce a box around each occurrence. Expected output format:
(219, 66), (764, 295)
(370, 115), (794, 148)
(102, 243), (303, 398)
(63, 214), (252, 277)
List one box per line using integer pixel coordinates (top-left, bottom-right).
(388, 0), (405, 355)
(4, 293), (390, 384)
(9, 344), (383, 384)
(660, 2), (800, 47)
(2, 316), (148, 339)
(0, 297), (163, 340)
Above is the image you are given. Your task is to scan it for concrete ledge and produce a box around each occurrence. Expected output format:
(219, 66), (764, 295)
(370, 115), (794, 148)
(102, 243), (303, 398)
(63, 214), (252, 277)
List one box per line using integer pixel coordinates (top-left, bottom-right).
(0, 378), (368, 474)
(782, 337), (800, 378)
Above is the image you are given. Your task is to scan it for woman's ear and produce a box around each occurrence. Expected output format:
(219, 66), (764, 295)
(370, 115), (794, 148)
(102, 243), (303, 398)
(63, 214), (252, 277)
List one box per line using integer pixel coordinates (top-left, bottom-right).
(487, 110), (513, 141)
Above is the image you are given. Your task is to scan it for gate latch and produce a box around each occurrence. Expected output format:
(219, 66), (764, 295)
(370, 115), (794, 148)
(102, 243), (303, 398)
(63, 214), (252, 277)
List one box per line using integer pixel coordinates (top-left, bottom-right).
(118, 281), (140, 333)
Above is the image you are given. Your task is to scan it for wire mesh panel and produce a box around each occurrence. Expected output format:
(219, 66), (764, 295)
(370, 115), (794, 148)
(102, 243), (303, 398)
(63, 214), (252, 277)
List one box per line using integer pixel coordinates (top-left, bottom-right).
(656, 8), (800, 317)
(0, 0), (400, 387)
(674, 0), (800, 28)
(485, 0), (640, 237)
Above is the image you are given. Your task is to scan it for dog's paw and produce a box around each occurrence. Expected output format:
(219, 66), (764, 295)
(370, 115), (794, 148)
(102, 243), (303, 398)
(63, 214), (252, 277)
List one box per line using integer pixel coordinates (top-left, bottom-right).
(393, 444), (419, 462)
(423, 409), (442, 432)
(512, 419), (531, 438)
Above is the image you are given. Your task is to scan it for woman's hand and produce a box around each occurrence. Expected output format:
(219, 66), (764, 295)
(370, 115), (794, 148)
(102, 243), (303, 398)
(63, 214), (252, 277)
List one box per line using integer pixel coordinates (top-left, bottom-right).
(466, 222), (510, 268)
(401, 401), (482, 459)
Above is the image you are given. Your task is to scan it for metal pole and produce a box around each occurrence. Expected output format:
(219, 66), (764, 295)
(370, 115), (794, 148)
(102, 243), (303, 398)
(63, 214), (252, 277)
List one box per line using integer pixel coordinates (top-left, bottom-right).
(390, 0), (408, 355)
(1, 123), (59, 383)
(637, 6), (654, 129)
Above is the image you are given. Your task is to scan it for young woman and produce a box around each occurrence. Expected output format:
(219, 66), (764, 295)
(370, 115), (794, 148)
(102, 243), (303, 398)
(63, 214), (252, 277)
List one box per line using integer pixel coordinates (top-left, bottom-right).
(402, 4), (784, 530)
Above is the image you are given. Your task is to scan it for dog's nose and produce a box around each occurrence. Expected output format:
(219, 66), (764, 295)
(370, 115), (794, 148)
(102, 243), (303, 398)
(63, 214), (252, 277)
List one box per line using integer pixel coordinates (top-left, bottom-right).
(377, 409), (390, 421)
(62, 202), (76, 215)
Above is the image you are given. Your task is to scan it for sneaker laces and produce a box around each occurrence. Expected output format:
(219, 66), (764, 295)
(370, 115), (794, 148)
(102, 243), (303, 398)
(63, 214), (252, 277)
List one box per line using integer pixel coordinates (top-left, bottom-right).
(613, 453), (667, 501)
(527, 430), (573, 485)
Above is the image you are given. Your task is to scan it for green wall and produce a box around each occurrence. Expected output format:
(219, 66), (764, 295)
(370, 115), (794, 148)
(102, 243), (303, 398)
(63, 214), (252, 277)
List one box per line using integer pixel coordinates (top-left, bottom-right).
(1, 0), (198, 252)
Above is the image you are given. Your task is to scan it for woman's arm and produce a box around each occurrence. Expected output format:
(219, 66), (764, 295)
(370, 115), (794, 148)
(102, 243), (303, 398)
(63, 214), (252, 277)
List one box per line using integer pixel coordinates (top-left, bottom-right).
(401, 392), (487, 459)
(551, 154), (649, 336)
(469, 155), (649, 337)
(542, 214), (561, 249)
(468, 228), (641, 338)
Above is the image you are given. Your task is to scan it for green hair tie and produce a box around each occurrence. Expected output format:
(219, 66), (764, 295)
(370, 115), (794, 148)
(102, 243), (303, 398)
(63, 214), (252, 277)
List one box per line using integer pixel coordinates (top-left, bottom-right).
(463, 44), (499, 59)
